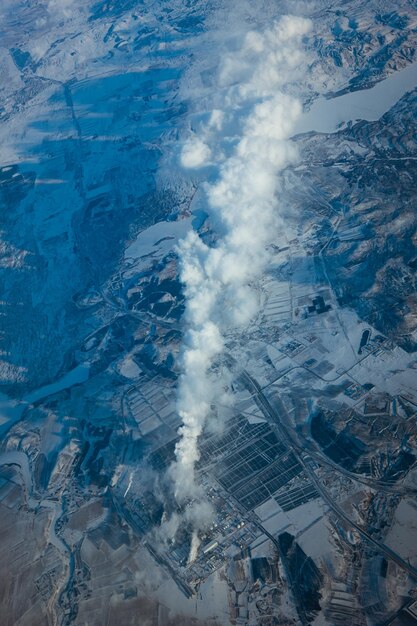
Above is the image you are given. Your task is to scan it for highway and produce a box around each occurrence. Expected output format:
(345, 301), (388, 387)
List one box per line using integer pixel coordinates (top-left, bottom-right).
(240, 370), (417, 581)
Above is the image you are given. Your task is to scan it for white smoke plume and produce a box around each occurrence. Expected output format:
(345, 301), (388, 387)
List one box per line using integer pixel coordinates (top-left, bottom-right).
(47, 0), (76, 18)
(171, 16), (312, 511)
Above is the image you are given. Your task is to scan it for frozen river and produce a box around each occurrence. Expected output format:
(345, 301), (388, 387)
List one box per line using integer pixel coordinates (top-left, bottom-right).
(293, 59), (417, 135)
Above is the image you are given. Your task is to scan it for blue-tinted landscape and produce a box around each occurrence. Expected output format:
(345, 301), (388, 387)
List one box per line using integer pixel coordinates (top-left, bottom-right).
(2, 1), (417, 625)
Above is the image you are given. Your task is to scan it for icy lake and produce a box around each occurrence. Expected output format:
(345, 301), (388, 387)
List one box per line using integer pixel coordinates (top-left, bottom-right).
(294, 59), (417, 135)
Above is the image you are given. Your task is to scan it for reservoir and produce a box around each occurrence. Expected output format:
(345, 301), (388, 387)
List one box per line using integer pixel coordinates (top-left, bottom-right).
(293, 59), (417, 135)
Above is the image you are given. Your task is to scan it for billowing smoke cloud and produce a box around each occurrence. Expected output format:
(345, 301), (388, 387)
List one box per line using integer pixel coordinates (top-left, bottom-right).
(47, 0), (75, 18)
(171, 16), (312, 512)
